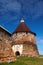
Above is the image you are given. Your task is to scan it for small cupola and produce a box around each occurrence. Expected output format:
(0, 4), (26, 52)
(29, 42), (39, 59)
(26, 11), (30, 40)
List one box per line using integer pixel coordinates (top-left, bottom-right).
(20, 18), (25, 23)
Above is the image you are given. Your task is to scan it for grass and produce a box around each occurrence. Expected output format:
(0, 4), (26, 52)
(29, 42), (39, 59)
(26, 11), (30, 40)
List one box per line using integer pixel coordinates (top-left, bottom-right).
(0, 57), (43, 65)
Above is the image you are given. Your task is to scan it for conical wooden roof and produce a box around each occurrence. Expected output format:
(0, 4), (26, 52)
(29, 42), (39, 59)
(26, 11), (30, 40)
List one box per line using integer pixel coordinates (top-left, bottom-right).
(13, 19), (36, 36)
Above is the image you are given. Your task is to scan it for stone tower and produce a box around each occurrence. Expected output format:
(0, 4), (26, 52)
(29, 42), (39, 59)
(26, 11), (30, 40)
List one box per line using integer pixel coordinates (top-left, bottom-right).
(12, 19), (39, 57)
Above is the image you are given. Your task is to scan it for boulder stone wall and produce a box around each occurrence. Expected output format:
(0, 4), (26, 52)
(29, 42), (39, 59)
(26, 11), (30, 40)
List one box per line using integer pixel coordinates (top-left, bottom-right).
(12, 32), (36, 44)
(0, 30), (16, 63)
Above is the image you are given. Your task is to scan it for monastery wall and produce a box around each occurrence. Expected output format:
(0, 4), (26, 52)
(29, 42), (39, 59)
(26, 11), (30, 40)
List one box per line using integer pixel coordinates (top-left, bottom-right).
(0, 30), (15, 63)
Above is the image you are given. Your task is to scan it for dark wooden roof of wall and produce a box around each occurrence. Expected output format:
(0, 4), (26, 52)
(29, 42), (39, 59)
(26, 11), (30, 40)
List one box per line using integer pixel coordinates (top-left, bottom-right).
(13, 22), (36, 36)
(0, 25), (11, 36)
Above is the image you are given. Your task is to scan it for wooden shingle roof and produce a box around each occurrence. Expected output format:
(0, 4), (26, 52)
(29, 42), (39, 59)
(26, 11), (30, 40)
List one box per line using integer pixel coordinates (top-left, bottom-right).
(13, 19), (36, 36)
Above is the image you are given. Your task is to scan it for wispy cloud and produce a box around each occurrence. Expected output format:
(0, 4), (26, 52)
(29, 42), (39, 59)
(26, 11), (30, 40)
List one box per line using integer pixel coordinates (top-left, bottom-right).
(23, 0), (43, 20)
(39, 39), (43, 43)
(6, 2), (21, 13)
(36, 36), (43, 55)
(36, 37), (43, 44)
(0, 0), (43, 24)
(0, 0), (22, 24)
(0, 0), (21, 16)
(32, 1), (43, 19)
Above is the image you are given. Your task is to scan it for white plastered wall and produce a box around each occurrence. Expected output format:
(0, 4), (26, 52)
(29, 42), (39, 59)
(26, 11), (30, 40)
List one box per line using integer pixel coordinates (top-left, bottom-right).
(12, 44), (23, 56)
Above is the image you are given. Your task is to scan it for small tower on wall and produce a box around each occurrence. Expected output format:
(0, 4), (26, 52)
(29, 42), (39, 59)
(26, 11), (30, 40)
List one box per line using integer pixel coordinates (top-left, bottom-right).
(12, 18), (39, 57)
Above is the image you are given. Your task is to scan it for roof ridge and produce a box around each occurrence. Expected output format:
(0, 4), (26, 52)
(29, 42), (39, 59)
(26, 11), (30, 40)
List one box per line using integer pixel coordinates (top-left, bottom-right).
(0, 25), (11, 34)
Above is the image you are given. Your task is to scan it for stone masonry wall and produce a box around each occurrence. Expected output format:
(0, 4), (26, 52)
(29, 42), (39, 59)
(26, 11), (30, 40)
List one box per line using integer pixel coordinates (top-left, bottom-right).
(12, 32), (36, 44)
(0, 30), (15, 63)
(22, 42), (39, 57)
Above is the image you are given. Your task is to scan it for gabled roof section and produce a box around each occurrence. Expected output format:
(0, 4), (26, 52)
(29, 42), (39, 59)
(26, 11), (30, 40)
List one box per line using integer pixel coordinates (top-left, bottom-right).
(13, 19), (36, 36)
(0, 25), (11, 36)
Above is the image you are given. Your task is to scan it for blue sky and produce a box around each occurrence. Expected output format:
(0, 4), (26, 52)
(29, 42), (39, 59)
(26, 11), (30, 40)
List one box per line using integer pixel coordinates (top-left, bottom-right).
(0, 0), (43, 55)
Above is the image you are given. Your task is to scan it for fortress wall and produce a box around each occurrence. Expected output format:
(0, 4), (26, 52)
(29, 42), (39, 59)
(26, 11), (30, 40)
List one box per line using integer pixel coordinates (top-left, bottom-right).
(0, 29), (15, 63)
